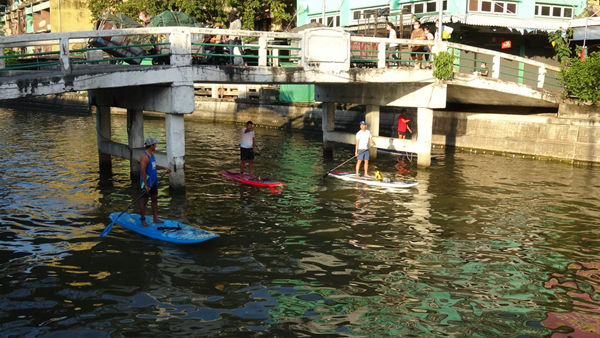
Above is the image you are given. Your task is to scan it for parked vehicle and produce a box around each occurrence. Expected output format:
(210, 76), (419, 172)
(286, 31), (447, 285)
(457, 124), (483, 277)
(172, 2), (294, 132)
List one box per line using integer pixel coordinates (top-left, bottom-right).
(88, 13), (154, 65)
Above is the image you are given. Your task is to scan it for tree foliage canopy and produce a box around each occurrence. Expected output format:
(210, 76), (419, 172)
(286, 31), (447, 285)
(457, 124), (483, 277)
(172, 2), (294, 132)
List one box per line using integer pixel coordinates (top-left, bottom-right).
(88, 0), (294, 30)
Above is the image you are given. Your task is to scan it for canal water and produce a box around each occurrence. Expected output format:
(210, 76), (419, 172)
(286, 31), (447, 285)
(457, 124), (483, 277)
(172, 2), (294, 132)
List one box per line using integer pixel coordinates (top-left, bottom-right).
(1, 107), (599, 337)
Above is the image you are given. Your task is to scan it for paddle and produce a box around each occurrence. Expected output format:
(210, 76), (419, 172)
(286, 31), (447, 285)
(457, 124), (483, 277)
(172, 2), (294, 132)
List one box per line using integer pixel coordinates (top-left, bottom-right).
(100, 171), (168, 238)
(322, 147), (370, 179)
(100, 191), (146, 238)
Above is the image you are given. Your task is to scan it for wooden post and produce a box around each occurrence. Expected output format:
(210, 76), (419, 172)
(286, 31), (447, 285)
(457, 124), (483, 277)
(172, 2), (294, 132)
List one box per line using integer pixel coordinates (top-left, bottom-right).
(378, 42), (386, 69)
(258, 36), (267, 67)
(165, 113), (185, 189)
(365, 105), (379, 159)
(416, 107), (432, 167)
(537, 66), (546, 89)
(492, 55), (500, 79)
(273, 48), (279, 67)
(59, 37), (70, 73)
(127, 109), (144, 176)
(322, 102), (335, 158)
(96, 105), (112, 172)
(169, 31), (192, 66)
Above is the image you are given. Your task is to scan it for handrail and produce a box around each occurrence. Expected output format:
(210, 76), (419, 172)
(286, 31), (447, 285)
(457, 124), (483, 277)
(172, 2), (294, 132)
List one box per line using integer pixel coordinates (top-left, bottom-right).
(0, 27), (302, 46)
(0, 26), (561, 95)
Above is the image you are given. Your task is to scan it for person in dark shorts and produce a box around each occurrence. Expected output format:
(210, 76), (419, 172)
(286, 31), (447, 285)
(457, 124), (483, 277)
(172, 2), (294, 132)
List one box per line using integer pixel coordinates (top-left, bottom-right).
(139, 136), (171, 227)
(355, 121), (375, 177)
(240, 121), (256, 175)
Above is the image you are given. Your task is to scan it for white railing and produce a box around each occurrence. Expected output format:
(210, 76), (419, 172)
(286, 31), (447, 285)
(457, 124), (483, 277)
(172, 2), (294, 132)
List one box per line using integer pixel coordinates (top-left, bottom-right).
(0, 26), (562, 92)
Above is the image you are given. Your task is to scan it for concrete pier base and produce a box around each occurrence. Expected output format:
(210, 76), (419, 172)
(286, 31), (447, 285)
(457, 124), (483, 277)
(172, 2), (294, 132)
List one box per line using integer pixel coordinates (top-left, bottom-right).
(166, 113), (186, 189)
(416, 107), (433, 167)
(127, 109), (144, 176)
(322, 102), (335, 158)
(96, 105), (112, 173)
(365, 105), (379, 159)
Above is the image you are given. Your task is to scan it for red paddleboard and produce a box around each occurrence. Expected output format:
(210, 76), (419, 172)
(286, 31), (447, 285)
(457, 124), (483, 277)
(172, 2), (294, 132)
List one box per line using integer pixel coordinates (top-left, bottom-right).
(220, 170), (284, 188)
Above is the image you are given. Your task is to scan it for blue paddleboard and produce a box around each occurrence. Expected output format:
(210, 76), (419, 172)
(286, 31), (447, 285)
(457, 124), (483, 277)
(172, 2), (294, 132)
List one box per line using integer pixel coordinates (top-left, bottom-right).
(109, 212), (219, 244)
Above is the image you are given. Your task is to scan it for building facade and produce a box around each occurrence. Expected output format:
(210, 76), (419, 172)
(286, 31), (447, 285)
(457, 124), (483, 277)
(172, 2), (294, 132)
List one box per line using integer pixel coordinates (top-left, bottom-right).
(1, 0), (93, 36)
(297, 0), (588, 61)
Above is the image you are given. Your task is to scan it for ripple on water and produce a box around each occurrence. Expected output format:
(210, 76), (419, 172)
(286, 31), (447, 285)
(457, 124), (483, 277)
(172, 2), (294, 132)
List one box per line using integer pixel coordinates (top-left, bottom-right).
(2, 111), (600, 335)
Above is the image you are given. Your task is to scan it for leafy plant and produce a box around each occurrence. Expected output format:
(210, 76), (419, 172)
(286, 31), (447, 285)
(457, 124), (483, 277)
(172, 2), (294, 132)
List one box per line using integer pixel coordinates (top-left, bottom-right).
(548, 29), (573, 65)
(433, 51), (454, 79)
(561, 51), (600, 103)
(2, 48), (18, 66)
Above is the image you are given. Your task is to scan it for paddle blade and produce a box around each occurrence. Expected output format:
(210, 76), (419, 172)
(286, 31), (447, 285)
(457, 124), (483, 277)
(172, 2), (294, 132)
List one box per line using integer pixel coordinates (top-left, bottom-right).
(100, 221), (115, 238)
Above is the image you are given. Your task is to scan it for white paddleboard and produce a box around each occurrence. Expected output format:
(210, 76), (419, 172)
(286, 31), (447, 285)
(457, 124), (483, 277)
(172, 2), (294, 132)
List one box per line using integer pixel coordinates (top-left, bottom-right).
(328, 171), (418, 188)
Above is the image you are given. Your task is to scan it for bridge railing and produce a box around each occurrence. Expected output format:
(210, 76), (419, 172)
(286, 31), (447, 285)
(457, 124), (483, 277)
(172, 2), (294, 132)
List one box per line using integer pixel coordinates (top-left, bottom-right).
(0, 27), (303, 71)
(348, 35), (563, 92)
(0, 26), (562, 93)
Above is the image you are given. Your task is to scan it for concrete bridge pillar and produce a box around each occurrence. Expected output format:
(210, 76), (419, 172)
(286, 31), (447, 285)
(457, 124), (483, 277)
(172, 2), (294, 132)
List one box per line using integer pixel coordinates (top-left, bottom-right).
(322, 102), (335, 157)
(416, 107), (433, 167)
(127, 109), (144, 176)
(96, 105), (111, 172)
(365, 105), (379, 159)
(165, 113), (186, 188)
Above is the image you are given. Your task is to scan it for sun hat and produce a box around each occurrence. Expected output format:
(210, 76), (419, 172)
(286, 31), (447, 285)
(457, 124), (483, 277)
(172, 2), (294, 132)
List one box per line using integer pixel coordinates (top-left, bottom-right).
(144, 137), (159, 147)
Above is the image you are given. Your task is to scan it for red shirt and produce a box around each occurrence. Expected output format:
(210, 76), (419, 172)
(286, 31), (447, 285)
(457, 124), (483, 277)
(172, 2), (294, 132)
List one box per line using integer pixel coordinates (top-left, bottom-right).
(397, 114), (410, 132)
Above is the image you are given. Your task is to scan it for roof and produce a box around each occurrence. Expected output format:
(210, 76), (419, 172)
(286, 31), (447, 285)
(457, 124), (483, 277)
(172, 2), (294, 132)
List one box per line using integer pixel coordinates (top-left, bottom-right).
(420, 14), (570, 32)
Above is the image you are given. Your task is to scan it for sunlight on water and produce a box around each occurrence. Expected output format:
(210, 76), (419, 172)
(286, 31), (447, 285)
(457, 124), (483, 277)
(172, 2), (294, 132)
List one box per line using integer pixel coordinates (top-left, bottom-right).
(1, 107), (600, 335)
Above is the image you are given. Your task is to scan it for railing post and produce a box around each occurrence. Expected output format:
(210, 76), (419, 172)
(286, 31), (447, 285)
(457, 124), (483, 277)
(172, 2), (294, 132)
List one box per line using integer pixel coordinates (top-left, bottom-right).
(378, 42), (386, 69)
(537, 66), (546, 89)
(258, 36), (267, 67)
(492, 55), (500, 79)
(170, 30), (192, 66)
(273, 48), (279, 67)
(0, 48), (4, 69)
(60, 37), (70, 73)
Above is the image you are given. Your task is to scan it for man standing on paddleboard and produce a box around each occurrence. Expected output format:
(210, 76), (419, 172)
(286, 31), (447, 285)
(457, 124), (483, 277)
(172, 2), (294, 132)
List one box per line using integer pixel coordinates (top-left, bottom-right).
(240, 121), (256, 175)
(140, 137), (171, 227)
(355, 121), (375, 177)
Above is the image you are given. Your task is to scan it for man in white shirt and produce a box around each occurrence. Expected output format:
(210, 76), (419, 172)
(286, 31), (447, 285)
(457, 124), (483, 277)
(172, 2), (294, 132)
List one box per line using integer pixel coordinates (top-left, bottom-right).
(240, 121), (255, 175)
(355, 121), (375, 177)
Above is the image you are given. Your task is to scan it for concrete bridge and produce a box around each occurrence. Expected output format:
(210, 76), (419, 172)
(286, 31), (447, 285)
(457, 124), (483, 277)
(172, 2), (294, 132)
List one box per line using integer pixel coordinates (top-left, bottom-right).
(0, 27), (562, 187)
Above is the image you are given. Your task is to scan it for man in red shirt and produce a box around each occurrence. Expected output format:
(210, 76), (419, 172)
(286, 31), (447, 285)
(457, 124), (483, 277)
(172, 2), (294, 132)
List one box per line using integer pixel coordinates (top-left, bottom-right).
(397, 109), (413, 139)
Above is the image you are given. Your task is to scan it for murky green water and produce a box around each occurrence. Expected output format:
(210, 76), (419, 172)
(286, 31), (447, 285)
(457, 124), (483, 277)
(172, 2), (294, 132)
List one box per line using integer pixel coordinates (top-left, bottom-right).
(1, 107), (600, 336)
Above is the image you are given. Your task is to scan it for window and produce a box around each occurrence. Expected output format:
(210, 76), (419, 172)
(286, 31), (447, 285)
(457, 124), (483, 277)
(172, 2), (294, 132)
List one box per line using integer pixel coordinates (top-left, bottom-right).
(535, 4), (573, 18)
(351, 6), (389, 23)
(427, 2), (436, 12)
(481, 1), (492, 12)
(473, 1), (517, 15)
(310, 14), (340, 27)
(401, 1), (445, 15)
(506, 3), (516, 14)
(494, 2), (504, 13)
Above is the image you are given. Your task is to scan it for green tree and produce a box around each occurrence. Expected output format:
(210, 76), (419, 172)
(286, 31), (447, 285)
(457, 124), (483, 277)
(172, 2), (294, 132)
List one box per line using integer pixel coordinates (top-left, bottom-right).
(88, 0), (294, 30)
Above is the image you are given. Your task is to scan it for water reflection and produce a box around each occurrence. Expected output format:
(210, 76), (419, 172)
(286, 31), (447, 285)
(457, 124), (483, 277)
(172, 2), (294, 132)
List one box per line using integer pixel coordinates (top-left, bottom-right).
(1, 107), (600, 335)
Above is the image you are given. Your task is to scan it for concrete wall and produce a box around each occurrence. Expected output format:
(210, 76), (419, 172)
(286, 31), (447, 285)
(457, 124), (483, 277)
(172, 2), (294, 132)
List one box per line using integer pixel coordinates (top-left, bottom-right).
(49, 0), (94, 33)
(432, 110), (600, 164)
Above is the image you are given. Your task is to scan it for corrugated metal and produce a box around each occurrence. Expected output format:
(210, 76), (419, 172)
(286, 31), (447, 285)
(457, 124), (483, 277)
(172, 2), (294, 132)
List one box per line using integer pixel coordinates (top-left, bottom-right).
(424, 14), (570, 31)
(574, 26), (600, 40)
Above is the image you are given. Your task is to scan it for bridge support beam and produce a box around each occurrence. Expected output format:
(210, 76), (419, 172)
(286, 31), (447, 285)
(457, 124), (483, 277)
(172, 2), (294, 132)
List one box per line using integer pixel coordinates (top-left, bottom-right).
(322, 102), (335, 158)
(416, 107), (433, 167)
(127, 109), (144, 176)
(365, 105), (379, 159)
(96, 105), (112, 173)
(165, 113), (186, 189)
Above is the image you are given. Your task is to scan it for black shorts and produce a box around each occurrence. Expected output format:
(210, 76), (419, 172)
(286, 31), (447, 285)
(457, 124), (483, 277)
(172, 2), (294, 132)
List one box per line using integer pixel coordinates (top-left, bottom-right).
(141, 184), (158, 198)
(240, 147), (254, 161)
